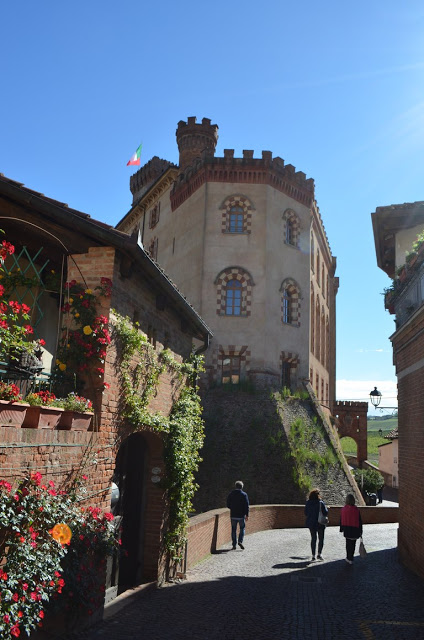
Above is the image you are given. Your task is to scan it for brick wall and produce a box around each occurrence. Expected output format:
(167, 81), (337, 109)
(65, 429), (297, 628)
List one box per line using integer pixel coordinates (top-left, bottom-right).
(392, 309), (424, 579)
(1, 243), (199, 586)
(186, 504), (399, 570)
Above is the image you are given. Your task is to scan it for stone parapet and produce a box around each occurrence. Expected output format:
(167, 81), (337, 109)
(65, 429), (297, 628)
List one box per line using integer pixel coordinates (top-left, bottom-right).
(186, 504), (399, 571)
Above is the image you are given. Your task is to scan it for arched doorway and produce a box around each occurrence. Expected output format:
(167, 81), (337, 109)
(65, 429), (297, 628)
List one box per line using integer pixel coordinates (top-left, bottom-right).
(114, 433), (148, 592)
(339, 436), (358, 466)
(333, 401), (368, 467)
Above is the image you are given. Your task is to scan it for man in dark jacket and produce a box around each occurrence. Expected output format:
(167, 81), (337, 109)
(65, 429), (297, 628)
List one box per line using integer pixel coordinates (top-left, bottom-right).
(226, 480), (249, 550)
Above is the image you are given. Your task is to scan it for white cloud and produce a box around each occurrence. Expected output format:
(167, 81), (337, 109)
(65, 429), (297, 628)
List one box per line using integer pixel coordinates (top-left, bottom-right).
(336, 379), (398, 411)
(355, 348), (389, 353)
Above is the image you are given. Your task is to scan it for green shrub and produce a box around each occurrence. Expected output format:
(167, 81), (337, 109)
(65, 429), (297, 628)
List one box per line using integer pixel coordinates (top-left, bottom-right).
(353, 468), (384, 493)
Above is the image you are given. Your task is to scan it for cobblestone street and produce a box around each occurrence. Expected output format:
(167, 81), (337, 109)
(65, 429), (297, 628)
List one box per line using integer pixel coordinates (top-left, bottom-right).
(62, 523), (424, 640)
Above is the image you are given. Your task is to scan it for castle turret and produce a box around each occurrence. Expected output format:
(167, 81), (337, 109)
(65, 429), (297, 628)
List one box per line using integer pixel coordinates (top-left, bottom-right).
(176, 117), (218, 171)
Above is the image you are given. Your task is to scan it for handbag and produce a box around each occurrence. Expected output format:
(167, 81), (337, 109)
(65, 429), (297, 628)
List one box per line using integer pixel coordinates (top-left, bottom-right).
(359, 537), (367, 558)
(317, 502), (329, 526)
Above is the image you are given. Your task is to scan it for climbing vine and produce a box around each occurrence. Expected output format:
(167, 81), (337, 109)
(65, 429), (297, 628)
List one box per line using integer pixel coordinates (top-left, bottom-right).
(113, 312), (205, 559)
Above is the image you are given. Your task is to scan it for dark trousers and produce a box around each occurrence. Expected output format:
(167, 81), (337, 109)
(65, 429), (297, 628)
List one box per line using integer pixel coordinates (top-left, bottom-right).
(309, 526), (325, 556)
(231, 517), (246, 547)
(346, 538), (357, 561)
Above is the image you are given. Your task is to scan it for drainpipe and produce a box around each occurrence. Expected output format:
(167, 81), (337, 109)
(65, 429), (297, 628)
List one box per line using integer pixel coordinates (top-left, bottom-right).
(194, 333), (210, 356)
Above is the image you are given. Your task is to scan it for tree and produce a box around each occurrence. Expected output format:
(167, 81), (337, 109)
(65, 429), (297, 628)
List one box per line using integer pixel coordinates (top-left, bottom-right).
(353, 468), (384, 494)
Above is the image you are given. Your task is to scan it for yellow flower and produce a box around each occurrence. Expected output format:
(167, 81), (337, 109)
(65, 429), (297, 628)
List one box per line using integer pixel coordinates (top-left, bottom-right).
(67, 343), (70, 348)
(83, 325), (92, 335)
(56, 359), (61, 365)
(51, 269), (55, 274)
(59, 363), (67, 371)
(69, 298), (73, 304)
(51, 523), (72, 545)
(79, 295), (83, 299)
(74, 312), (80, 318)
(85, 289), (92, 295)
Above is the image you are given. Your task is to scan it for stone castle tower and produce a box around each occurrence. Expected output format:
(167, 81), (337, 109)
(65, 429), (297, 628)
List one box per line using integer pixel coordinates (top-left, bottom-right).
(118, 117), (338, 407)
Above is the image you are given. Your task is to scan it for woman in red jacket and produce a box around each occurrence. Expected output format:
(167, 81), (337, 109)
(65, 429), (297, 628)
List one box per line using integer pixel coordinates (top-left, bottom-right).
(340, 494), (363, 565)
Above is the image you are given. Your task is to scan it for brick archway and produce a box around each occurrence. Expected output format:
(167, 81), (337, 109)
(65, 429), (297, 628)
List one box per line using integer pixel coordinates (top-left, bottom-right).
(333, 401), (368, 467)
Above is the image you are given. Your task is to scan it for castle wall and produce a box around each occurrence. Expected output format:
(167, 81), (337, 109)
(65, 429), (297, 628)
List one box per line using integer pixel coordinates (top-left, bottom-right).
(124, 118), (336, 401)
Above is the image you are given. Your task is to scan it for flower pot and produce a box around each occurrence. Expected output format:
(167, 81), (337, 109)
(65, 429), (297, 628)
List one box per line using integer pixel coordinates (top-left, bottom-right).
(0, 400), (29, 427)
(58, 410), (93, 431)
(22, 405), (64, 429)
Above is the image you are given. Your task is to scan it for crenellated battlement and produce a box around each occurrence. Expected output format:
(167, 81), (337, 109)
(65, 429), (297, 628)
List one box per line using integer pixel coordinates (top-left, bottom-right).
(176, 117), (219, 172)
(333, 400), (368, 410)
(171, 147), (315, 211)
(130, 156), (177, 205)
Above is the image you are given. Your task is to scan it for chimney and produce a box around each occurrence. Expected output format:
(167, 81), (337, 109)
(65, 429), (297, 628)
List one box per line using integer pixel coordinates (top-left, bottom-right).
(176, 117), (219, 171)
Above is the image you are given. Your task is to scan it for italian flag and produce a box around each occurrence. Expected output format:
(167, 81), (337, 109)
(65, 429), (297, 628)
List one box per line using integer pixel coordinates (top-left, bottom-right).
(127, 143), (142, 166)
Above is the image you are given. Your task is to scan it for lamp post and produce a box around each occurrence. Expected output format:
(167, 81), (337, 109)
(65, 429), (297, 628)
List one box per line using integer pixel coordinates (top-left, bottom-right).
(369, 386), (382, 409)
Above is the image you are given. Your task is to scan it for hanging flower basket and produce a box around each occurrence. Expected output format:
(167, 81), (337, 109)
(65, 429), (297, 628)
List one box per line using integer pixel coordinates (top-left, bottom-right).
(22, 405), (64, 429)
(0, 400), (29, 427)
(58, 411), (93, 431)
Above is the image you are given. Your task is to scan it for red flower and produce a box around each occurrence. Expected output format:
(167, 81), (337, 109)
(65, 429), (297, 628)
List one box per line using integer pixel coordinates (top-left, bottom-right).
(3, 614), (10, 623)
(8, 300), (21, 313)
(39, 611), (44, 619)
(12, 592), (19, 602)
(10, 624), (20, 637)
(31, 472), (42, 485)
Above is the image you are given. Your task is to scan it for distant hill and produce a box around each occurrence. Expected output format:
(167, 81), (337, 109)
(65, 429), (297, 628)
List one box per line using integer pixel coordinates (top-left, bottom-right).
(367, 416), (398, 432)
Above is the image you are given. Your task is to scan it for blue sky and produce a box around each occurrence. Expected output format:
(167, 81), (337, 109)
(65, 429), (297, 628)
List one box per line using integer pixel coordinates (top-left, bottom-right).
(2, 1), (424, 412)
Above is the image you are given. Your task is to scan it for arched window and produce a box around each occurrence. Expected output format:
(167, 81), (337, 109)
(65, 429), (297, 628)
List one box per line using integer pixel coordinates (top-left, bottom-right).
(215, 267), (255, 317)
(280, 351), (299, 390)
(280, 279), (301, 326)
(316, 249), (320, 285)
(220, 195), (254, 234)
(283, 289), (291, 324)
(229, 206), (244, 233)
(226, 279), (242, 315)
(283, 209), (300, 248)
(315, 299), (320, 360)
(311, 233), (315, 271)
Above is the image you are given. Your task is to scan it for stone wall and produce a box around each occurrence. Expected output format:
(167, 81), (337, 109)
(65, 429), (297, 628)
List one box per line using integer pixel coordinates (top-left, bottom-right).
(194, 388), (360, 513)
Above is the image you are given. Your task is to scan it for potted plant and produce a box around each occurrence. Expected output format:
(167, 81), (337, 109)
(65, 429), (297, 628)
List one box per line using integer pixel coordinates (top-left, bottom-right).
(22, 390), (65, 429)
(57, 393), (94, 431)
(0, 381), (29, 427)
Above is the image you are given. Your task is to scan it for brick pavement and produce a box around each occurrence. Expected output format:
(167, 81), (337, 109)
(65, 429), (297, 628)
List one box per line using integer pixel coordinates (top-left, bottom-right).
(61, 523), (424, 640)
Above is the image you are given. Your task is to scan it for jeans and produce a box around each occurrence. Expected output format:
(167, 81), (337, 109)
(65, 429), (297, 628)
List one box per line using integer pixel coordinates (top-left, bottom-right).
(346, 538), (357, 561)
(309, 525), (325, 556)
(231, 517), (246, 547)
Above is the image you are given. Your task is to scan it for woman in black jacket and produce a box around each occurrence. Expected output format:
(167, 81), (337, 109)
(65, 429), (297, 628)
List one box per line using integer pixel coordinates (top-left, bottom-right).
(304, 488), (328, 561)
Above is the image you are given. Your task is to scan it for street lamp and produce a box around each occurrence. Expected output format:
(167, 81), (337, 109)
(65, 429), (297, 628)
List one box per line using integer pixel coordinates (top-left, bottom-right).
(369, 386), (382, 409)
